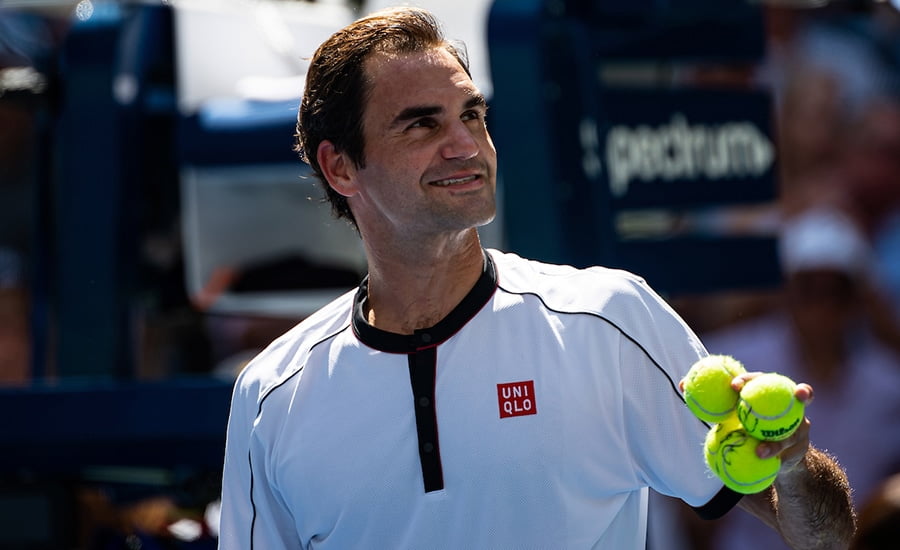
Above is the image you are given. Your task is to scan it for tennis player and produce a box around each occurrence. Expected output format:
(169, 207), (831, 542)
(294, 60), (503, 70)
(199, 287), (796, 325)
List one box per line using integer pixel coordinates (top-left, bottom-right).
(218, 7), (856, 549)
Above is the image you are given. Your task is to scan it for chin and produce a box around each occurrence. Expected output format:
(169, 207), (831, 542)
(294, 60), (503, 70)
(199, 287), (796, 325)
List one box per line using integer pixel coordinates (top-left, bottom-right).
(474, 211), (497, 228)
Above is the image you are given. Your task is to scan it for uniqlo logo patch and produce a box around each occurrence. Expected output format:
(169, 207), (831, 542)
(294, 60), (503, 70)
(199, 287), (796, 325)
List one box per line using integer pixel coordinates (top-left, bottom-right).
(497, 380), (537, 419)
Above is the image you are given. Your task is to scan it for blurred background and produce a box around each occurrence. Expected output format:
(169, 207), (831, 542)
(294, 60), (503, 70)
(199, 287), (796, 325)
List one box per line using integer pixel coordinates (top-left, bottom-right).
(0, 0), (899, 548)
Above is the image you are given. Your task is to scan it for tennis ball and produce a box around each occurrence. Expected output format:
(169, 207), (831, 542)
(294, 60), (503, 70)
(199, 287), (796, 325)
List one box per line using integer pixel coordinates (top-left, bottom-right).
(704, 417), (781, 494)
(737, 373), (805, 442)
(682, 355), (746, 423)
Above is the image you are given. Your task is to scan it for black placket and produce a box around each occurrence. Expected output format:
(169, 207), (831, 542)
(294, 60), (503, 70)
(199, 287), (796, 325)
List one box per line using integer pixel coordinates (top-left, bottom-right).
(408, 334), (443, 492)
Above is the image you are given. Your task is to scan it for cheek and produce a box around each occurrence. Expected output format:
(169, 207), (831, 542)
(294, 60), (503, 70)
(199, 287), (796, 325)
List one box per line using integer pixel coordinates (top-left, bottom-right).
(367, 139), (429, 174)
(355, 158), (418, 207)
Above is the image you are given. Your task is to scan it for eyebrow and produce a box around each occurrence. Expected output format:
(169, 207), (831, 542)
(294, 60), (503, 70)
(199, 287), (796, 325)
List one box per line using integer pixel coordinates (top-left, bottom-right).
(389, 94), (488, 130)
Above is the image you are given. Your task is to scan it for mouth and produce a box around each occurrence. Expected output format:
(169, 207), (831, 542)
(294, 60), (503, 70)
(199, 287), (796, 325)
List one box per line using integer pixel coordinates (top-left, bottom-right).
(429, 174), (481, 187)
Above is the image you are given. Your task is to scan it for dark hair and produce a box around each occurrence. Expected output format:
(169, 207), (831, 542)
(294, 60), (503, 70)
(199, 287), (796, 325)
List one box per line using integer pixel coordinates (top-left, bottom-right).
(295, 7), (470, 228)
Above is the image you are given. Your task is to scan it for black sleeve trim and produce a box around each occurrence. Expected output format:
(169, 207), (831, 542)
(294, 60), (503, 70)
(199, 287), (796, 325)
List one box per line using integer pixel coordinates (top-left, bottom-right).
(692, 486), (744, 520)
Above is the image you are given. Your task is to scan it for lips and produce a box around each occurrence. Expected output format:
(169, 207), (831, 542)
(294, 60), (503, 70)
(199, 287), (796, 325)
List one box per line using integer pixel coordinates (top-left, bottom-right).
(429, 174), (480, 187)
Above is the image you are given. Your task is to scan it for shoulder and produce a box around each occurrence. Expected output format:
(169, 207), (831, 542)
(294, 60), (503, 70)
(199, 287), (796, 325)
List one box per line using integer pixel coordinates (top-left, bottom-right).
(488, 249), (705, 369)
(232, 287), (357, 407)
(488, 248), (667, 315)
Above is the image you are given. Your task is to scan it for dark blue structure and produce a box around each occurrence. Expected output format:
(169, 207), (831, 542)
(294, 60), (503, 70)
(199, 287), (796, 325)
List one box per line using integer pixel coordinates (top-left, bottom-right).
(488, 0), (782, 294)
(0, 5), (235, 545)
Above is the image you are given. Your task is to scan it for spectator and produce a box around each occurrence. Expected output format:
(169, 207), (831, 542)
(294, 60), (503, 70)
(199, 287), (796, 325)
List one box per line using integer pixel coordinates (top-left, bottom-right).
(699, 207), (900, 550)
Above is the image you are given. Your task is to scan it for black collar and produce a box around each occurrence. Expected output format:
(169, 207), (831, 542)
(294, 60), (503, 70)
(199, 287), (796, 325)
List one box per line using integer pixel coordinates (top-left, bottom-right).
(352, 252), (498, 353)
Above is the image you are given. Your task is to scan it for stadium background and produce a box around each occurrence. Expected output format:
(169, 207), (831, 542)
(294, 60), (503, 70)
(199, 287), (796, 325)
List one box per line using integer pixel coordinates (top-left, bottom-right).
(1, 0), (899, 547)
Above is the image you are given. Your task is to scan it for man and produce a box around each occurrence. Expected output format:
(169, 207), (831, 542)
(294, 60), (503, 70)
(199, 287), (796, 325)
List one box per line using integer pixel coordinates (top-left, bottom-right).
(218, 7), (856, 549)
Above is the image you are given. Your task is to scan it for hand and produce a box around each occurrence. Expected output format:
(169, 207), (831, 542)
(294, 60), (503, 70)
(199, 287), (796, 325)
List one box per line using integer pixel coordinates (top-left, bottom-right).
(731, 372), (814, 471)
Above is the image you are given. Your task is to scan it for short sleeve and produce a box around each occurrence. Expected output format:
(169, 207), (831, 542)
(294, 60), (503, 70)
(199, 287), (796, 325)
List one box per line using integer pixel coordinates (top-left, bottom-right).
(618, 330), (741, 519)
(218, 372), (301, 549)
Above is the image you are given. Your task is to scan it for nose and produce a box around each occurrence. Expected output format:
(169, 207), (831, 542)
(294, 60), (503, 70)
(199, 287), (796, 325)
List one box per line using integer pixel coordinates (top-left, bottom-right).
(441, 120), (479, 160)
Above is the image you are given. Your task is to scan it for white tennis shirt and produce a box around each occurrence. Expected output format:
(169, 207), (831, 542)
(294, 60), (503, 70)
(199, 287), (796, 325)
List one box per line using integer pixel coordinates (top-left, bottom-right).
(219, 249), (741, 549)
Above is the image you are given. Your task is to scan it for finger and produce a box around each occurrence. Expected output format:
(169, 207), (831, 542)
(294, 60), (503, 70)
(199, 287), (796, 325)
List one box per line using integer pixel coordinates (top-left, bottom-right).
(730, 371), (764, 392)
(757, 417), (811, 465)
(794, 382), (814, 404)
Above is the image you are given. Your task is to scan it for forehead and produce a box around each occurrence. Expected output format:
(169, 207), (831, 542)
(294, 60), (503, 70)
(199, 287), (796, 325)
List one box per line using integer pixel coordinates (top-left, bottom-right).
(363, 48), (479, 120)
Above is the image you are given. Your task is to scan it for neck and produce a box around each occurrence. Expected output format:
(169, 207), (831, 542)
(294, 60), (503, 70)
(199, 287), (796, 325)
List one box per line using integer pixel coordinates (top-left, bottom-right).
(362, 230), (485, 334)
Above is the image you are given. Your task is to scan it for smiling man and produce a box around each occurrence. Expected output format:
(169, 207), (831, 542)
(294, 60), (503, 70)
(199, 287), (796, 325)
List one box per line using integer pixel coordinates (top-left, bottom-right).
(315, 43), (497, 335)
(217, 7), (856, 550)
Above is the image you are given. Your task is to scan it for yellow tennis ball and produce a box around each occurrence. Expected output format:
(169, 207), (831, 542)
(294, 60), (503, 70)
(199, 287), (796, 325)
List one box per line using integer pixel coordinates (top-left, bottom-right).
(704, 417), (781, 494)
(682, 355), (746, 423)
(737, 373), (805, 441)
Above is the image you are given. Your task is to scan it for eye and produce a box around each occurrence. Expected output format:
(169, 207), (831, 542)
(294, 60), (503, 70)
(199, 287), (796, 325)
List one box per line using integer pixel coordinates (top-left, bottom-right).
(462, 105), (489, 128)
(407, 117), (437, 130)
(461, 109), (484, 123)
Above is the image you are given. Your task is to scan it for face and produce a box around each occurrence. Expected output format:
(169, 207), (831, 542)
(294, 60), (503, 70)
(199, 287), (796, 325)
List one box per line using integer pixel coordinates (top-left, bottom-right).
(344, 48), (497, 242)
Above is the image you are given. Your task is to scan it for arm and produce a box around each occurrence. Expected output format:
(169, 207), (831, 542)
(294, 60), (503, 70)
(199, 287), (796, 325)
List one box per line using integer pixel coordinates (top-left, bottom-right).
(218, 381), (257, 548)
(219, 376), (301, 550)
(736, 380), (857, 550)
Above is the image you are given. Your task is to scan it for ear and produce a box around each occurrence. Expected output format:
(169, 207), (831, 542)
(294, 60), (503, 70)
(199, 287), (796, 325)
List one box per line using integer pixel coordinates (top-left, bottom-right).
(317, 140), (358, 198)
